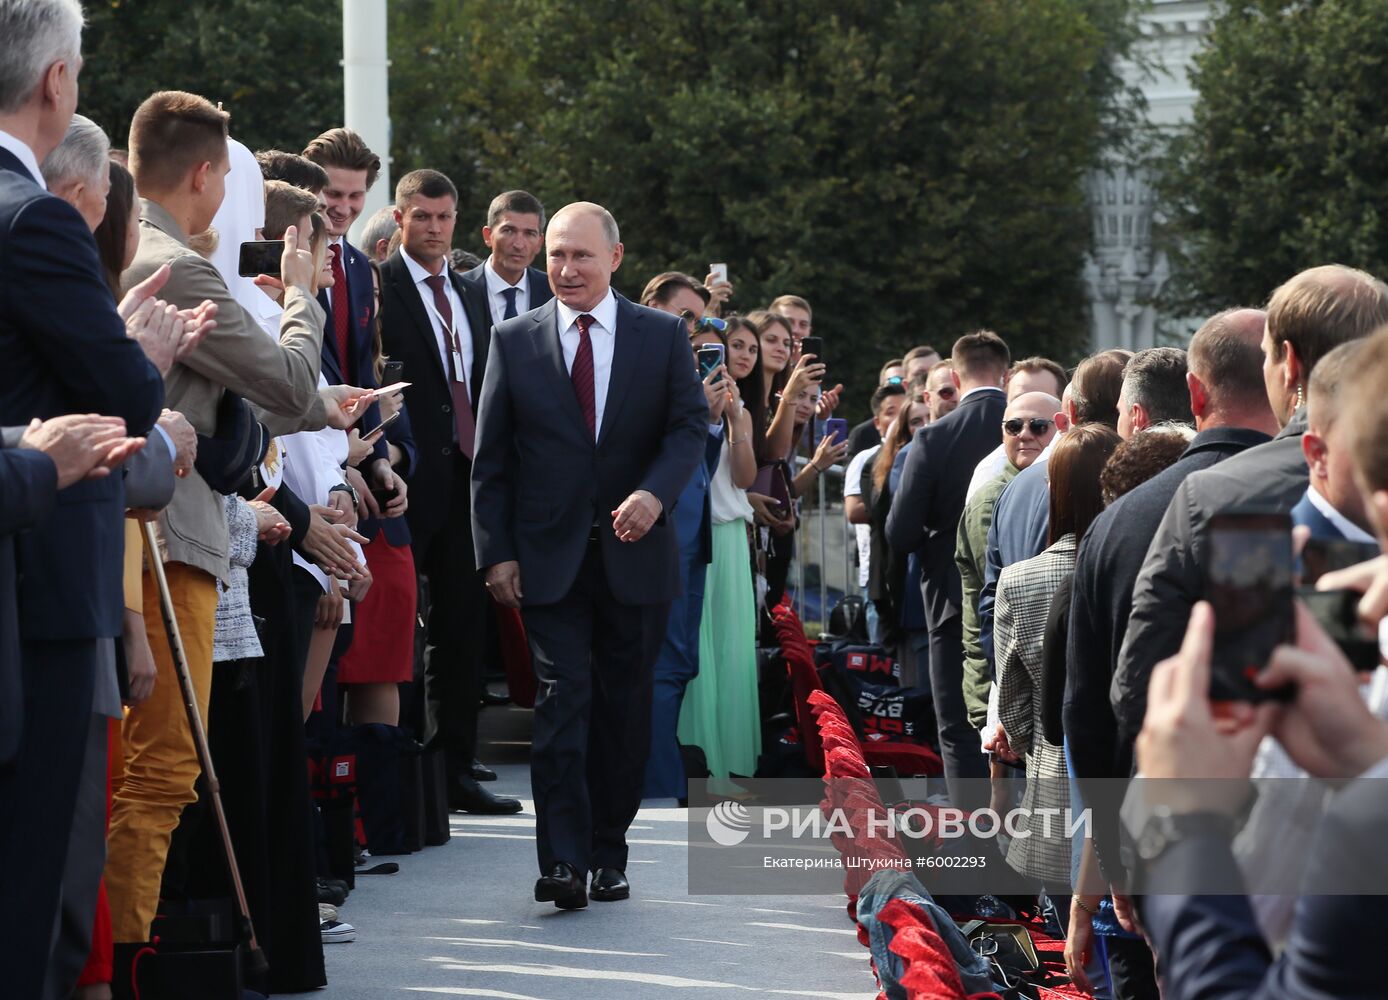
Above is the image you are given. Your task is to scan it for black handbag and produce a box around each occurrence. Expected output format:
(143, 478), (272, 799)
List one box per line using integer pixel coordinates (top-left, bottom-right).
(194, 391), (266, 494)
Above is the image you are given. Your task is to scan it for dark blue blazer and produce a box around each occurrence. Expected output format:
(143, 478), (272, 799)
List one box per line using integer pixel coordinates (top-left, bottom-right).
(471, 293), (708, 607)
(0, 427), (58, 764)
(1290, 489), (1349, 540)
(1138, 768), (1387, 999)
(885, 386), (1006, 629)
(0, 147), (164, 641)
(457, 261), (552, 345)
(318, 237), (413, 544)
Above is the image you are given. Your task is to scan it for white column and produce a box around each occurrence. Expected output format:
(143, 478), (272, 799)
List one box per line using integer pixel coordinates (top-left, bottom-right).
(343, 0), (391, 246)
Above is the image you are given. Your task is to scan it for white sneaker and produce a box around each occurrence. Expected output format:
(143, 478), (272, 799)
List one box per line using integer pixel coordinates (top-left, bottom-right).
(318, 902), (338, 922)
(321, 918), (356, 943)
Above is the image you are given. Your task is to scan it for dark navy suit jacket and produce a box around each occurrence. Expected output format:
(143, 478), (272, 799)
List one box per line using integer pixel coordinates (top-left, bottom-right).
(885, 386), (1006, 630)
(0, 427), (57, 764)
(1138, 768), (1388, 999)
(1290, 489), (1350, 540)
(318, 237), (415, 544)
(0, 147), (164, 642)
(457, 261), (552, 345)
(471, 293), (708, 607)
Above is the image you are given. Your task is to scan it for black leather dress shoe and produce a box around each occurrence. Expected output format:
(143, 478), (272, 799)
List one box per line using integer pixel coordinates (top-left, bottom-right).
(535, 863), (587, 909)
(470, 759), (498, 782)
(448, 775), (522, 814)
(589, 867), (630, 902)
(480, 688), (511, 707)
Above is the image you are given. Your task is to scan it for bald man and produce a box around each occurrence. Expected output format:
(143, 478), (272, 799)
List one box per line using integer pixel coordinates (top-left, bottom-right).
(472, 201), (707, 909)
(957, 391), (1060, 731)
(1066, 308), (1279, 906)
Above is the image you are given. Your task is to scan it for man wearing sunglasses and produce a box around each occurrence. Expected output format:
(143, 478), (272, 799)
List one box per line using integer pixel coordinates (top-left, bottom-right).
(957, 392), (1060, 740)
(923, 361), (961, 422)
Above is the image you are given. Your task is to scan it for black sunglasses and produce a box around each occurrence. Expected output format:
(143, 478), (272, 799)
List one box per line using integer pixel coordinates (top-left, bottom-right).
(1003, 417), (1053, 437)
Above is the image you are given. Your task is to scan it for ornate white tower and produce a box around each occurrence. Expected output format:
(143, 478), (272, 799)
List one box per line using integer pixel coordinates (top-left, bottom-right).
(1086, 1), (1212, 350)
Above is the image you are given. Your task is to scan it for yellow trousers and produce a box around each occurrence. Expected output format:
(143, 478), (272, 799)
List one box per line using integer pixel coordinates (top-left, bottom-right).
(105, 561), (217, 943)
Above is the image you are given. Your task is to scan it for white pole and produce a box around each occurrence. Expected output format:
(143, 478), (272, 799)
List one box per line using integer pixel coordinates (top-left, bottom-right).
(343, 0), (391, 247)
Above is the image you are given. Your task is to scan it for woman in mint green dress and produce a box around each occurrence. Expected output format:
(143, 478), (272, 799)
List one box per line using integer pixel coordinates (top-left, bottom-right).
(679, 318), (762, 791)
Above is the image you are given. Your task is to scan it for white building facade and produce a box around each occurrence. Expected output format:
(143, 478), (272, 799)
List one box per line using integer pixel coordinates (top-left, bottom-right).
(1086, 0), (1212, 351)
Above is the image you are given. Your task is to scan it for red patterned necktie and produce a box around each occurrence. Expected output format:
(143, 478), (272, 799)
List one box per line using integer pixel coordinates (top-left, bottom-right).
(423, 273), (475, 459)
(571, 313), (596, 439)
(328, 244), (351, 373)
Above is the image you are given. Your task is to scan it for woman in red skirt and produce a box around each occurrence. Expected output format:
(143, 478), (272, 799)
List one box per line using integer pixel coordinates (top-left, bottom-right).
(338, 265), (417, 723)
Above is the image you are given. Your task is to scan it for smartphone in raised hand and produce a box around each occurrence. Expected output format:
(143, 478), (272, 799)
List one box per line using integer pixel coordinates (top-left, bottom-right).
(1205, 511), (1295, 702)
(697, 343), (725, 382)
(238, 240), (285, 278)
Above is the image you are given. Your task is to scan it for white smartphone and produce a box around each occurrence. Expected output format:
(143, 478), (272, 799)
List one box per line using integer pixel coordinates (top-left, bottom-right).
(709, 262), (728, 285)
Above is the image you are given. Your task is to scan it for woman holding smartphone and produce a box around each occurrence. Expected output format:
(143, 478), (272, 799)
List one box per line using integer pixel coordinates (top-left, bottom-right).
(680, 318), (761, 790)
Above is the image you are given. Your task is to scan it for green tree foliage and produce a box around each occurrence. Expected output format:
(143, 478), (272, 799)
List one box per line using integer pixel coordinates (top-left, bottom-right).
(1158, 0), (1388, 315)
(80, 1), (343, 155)
(390, 0), (1138, 404)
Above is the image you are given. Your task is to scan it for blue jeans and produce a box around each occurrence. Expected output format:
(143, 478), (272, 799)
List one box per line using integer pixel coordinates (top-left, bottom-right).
(861, 585), (882, 644)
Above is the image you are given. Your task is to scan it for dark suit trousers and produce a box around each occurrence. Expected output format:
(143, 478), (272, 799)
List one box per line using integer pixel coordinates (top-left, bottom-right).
(927, 614), (988, 810)
(522, 539), (669, 876)
(413, 462), (486, 774)
(0, 639), (97, 1000)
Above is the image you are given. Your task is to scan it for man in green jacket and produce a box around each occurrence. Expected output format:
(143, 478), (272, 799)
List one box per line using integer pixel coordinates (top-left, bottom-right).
(956, 390), (1059, 730)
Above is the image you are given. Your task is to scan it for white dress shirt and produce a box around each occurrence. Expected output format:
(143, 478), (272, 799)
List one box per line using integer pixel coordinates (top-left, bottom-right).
(402, 251), (473, 386)
(0, 129), (45, 187)
(556, 289), (618, 437)
(483, 256), (529, 327)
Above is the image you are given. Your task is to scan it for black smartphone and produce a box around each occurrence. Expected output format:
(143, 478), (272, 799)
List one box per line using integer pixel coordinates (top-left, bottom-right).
(382, 360), (404, 385)
(1298, 586), (1380, 672)
(801, 335), (824, 380)
(697, 343), (725, 382)
(1300, 537), (1379, 586)
(370, 484), (399, 507)
(1205, 511), (1296, 701)
(237, 240), (284, 278)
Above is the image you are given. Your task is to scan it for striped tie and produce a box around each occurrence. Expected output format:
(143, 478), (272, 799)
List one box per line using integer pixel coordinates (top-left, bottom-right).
(571, 314), (596, 439)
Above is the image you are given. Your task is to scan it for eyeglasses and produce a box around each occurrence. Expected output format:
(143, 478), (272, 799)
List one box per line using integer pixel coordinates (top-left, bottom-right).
(679, 309), (727, 333)
(884, 375), (904, 386)
(934, 385), (957, 399)
(1003, 417), (1053, 437)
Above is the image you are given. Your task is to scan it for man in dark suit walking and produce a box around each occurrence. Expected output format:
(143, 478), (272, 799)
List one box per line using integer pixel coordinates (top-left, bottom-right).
(457, 189), (552, 338)
(379, 169), (518, 813)
(886, 331), (1009, 810)
(472, 201), (707, 909)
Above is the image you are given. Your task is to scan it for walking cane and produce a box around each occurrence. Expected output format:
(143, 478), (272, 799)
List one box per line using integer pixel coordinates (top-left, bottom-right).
(141, 521), (268, 978)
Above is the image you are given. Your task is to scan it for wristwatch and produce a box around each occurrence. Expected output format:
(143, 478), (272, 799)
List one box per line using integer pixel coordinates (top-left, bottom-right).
(1135, 806), (1233, 863)
(329, 481), (359, 510)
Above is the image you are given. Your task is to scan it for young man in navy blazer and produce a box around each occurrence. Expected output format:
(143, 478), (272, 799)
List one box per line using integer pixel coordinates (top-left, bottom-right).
(472, 202), (707, 909)
(302, 128), (407, 512)
(458, 189), (553, 338)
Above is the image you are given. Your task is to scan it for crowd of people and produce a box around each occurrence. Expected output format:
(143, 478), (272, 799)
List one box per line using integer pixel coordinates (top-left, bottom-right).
(6, 3), (1388, 999)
